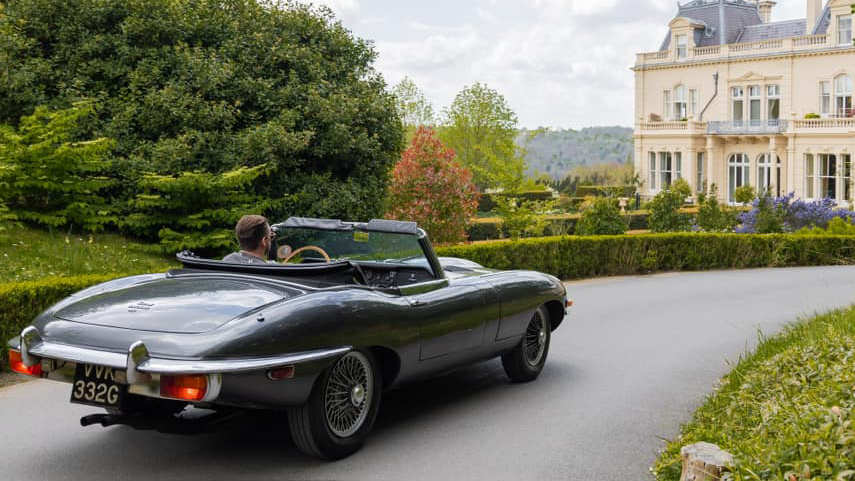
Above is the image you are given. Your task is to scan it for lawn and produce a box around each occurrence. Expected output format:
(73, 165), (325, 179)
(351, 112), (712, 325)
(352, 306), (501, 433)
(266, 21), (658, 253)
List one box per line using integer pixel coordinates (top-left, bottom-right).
(0, 226), (177, 282)
(653, 305), (855, 480)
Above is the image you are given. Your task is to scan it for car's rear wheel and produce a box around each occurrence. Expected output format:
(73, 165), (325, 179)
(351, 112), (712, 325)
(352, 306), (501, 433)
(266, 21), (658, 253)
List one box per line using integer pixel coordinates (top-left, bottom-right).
(501, 305), (551, 382)
(288, 350), (382, 460)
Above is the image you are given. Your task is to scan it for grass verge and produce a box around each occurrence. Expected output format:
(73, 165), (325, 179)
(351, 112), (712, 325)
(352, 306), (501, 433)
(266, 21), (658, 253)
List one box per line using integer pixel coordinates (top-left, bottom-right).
(0, 225), (176, 282)
(653, 306), (855, 480)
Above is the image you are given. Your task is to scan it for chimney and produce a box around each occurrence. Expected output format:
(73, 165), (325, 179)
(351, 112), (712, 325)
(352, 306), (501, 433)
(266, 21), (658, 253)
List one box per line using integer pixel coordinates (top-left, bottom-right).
(758, 1), (776, 23)
(806, 0), (822, 34)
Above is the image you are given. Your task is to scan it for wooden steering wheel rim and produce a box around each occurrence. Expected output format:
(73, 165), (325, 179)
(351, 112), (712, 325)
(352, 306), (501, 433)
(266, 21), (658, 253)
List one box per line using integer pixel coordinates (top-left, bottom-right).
(282, 245), (331, 263)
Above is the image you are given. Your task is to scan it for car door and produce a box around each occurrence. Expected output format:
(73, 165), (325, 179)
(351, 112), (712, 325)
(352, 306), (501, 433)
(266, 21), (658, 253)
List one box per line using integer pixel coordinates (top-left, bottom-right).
(404, 280), (495, 360)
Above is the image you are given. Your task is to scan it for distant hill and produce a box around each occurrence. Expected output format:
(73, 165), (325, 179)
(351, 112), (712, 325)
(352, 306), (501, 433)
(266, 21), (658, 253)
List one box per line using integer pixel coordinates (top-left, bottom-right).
(518, 126), (634, 179)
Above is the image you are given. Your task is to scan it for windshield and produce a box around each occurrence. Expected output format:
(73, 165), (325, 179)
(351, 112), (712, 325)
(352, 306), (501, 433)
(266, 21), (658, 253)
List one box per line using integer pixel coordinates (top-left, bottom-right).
(274, 226), (432, 272)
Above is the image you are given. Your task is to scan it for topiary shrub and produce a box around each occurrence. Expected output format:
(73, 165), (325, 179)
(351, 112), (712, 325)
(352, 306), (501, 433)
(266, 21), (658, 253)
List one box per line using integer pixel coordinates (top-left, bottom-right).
(733, 184), (756, 205)
(575, 197), (627, 236)
(695, 184), (737, 232)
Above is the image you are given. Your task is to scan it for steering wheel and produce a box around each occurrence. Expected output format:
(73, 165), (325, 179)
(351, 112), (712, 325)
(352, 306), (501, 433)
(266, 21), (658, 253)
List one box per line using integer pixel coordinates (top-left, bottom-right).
(282, 245), (331, 264)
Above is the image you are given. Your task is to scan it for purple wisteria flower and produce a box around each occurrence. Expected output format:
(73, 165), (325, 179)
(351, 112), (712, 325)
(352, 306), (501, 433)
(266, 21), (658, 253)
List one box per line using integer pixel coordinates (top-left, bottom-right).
(737, 192), (855, 233)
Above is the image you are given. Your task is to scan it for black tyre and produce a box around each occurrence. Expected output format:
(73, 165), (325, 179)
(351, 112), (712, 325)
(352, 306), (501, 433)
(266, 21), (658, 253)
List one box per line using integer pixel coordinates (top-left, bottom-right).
(288, 350), (382, 460)
(501, 306), (551, 382)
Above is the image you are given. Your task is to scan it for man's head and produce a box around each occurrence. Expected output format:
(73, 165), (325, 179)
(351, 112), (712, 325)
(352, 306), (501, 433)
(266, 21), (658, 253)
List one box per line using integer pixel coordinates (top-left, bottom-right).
(235, 215), (271, 256)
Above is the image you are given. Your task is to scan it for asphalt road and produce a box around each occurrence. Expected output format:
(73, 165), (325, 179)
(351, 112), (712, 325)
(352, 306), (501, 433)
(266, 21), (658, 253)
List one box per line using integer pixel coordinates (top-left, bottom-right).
(3, 266), (855, 480)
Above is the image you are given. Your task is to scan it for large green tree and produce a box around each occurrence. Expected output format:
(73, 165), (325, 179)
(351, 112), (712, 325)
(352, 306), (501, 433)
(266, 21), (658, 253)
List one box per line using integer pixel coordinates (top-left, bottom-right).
(391, 77), (435, 128)
(439, 82), (524, 192)
(0, 0), (403, 229)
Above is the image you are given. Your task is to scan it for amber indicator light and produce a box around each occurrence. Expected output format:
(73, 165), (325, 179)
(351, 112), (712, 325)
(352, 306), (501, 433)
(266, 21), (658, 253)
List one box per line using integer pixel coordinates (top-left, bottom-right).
(160, 374), (208, 401)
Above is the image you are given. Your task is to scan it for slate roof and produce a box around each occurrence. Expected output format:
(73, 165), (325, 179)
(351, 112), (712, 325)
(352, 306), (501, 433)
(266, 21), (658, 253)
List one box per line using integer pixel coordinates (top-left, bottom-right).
(738, 19), (806, 42)
(657, 0), (831, 51)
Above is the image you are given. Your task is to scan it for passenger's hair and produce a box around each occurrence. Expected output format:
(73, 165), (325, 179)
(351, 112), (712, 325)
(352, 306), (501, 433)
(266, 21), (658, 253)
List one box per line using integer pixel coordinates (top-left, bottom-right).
(235, 215), (270, 251)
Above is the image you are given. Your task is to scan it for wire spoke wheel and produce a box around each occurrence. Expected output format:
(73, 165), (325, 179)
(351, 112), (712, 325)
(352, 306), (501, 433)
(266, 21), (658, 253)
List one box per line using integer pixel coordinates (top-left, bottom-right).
(523, 310), (547, 367)
(324, 351), (374, 438)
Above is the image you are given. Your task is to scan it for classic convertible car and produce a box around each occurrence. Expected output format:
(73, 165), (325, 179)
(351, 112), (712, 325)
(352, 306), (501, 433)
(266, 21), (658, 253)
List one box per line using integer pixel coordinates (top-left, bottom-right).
(7, 217), (569, 459)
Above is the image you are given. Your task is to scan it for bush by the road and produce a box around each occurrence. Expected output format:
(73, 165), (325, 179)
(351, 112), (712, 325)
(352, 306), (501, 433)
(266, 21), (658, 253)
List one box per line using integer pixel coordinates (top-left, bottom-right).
(0, 274), (119, 371)
(436, 233), (855, 279)
(652, 305), (855, 480)
(467, 211), (650, 241)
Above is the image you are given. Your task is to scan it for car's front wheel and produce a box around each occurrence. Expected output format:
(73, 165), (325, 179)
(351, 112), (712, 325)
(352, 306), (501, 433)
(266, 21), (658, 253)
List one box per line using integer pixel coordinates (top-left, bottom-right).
(288, 350), (382, 460)
(501, 305), (551, 382)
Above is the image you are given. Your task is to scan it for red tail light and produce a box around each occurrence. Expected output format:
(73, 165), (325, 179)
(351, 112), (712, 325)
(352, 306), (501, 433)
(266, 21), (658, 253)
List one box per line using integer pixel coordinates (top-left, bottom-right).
(9, 350), (42, 377)
(160, 374), (208, 401)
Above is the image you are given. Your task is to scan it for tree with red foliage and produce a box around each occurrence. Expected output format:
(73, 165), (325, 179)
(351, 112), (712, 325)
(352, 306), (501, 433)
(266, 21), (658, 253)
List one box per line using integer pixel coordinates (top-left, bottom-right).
(386, 127), (478, 243)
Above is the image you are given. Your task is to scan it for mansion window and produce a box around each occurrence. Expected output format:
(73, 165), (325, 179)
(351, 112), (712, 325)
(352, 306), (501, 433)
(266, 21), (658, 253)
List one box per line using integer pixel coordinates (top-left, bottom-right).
(676, 34), (688, 59)
(757, 154), (781, 197)
(649, 151), (682, 192)
(748, 85), (762, 126)
(835, 74), (853, 117)
(696, 152), (705, 194)
(820, 81), (832, 116)
(766, 85), (780, 123)
(674, 85), (687, 120)
(728, 153), (750, 203)
(689, 89), (699, 117)
(805, 153), (853, 202)
(731, 87), (744, 125)
(839, 15), (852, 46)
(662, 86), (698, 120)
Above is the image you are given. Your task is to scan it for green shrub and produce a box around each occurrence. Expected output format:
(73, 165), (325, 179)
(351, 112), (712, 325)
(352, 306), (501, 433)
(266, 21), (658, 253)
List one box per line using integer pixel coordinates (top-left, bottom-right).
(648, 179), (692, 233)
(466, 212), (650, 241)
(653, 306), (855, 480)
(804, 112), (821, 119)
(0, 103), (115, 231)
(493, 196), (552, 240)
(0, 274), (121, 370)
(734, 184), (756, 204)
(696, 184), (738, 232)
(436, 233), (855, 280)
(575, 185), (634, 198)
(575, 197), (627, 236)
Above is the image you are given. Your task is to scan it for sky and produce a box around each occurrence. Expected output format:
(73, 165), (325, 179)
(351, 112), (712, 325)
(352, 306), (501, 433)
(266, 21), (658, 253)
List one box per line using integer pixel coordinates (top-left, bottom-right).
(313, 0), (807, 129)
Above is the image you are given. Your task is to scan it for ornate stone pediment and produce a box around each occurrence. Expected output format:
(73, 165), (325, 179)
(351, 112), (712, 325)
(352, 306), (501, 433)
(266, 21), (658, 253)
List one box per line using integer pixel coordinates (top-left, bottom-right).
(729, 71), (783, 82)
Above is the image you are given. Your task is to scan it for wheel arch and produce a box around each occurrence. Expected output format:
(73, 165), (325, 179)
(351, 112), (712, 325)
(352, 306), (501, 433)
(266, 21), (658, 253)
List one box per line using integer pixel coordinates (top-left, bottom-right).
(366, 345), (401, 390)
(544, 300), (565, 331)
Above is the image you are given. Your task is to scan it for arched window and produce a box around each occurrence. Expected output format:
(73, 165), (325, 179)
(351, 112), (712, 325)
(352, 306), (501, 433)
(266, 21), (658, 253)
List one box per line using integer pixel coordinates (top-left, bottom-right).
(757, 154), (781, 197)
(728, 153), (750, 202)
(835, 74), (853, 117)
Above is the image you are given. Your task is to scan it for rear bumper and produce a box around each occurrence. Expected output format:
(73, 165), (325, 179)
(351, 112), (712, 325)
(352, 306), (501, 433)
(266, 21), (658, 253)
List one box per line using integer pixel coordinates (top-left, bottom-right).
(9, 326), (349, 408)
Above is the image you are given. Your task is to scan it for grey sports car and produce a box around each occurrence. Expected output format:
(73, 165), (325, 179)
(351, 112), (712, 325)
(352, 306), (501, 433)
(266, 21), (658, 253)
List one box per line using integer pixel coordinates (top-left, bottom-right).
(7, 217), (570, 459)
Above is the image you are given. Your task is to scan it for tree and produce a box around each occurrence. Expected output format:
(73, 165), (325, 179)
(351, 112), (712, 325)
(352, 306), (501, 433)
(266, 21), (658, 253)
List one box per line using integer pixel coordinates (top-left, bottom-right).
(0, 103), (115, 231)
(696, 184), (737, 232)
(0, 0), (403, 228)
(439, 83), (524, 192)
(647, 179), (692, 233)
(386, 127), (478, 244)
(391, 77), (435, 128)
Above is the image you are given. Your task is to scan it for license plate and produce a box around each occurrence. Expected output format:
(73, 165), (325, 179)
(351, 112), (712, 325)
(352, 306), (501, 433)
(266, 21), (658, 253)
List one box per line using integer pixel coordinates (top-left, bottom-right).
(70, 364), (126, 408)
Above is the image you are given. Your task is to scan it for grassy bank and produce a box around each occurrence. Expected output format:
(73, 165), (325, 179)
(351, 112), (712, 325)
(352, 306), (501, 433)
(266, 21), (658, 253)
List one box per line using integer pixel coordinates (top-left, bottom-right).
(0, 226), (175, 282)
(653, 306), (855, 480)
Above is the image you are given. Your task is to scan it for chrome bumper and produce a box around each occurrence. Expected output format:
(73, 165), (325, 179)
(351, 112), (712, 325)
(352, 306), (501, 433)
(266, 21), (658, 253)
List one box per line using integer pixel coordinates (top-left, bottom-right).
(12, 326), (351, 403)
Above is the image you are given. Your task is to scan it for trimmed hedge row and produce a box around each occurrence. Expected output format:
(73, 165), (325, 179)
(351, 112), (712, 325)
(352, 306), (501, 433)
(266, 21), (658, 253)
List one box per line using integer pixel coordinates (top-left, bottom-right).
(436, 233), (855, 280)
(574, 185), (634, 197)
(477, 191), (555, 213)
(467, 212), (652, 241)
(0, 274), (119, 371)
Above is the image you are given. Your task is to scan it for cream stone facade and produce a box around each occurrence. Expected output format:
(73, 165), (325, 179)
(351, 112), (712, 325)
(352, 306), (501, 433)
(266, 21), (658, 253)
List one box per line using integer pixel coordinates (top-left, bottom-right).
(633, 0), (855, 204)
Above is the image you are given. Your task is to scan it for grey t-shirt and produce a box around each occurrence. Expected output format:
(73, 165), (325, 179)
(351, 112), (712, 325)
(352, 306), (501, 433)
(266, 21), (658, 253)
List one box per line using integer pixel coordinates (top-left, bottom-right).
(222, 251), (272, 265)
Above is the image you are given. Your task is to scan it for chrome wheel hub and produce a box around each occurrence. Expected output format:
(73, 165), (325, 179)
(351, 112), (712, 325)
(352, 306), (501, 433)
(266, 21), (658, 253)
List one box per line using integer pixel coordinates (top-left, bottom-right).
(324, 352), (373, 438)
(523, 311), (547, 367)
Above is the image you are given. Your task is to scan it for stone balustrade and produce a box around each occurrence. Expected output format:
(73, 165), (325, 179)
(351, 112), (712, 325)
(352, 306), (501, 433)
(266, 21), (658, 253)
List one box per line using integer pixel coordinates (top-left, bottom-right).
(636, 34), (834, 67)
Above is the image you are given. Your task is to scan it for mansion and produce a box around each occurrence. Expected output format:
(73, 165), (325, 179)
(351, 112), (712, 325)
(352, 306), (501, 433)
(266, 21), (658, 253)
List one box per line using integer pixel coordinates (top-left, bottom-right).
(633, 0), (855, 204)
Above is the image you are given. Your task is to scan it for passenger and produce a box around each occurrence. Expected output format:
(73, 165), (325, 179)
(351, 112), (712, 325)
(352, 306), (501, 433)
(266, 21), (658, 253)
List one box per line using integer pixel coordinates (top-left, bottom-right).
(222, 215), (275, 264)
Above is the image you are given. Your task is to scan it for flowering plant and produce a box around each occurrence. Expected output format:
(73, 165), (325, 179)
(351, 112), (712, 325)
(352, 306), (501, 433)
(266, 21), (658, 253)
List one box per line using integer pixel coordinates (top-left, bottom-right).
(737, 192), (855, 233)
(385, 127), (479, 243)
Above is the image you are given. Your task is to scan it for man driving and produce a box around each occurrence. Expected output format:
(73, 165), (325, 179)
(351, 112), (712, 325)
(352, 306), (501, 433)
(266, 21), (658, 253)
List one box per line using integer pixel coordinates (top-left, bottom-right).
(222, 214), (275, 264)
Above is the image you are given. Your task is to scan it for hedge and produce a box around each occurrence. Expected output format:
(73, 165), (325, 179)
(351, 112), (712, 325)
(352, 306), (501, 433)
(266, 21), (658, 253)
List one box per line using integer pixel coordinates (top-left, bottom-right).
(574, 185), (635, 198)
(436, 233), (855, 280)
(477, 191), (555, 213)
(467, 212), (651, 241)
(0, 274), (120, 371)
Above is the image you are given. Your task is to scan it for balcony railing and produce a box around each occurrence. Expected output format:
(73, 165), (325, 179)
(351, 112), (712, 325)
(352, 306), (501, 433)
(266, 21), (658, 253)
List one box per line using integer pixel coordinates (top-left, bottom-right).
(637, 121), (707, 131)
(707, 120), (787, 134)
(635, 33), (836, 67)
(791, 118), (855, 130)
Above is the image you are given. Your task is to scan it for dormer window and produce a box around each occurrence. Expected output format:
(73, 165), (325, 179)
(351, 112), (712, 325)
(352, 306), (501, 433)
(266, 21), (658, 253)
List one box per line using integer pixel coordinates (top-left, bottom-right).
(838, 15), (852, 46)
(675, 34), (688, 59)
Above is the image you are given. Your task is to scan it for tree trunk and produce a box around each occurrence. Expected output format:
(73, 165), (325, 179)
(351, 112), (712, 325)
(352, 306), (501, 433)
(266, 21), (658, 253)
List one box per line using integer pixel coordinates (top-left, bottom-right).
(679, 442), (734, 481)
